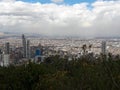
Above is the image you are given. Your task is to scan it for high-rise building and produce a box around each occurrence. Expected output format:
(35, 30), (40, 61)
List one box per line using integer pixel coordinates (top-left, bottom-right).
(0, 43), (10, 67)
(22, 34), (26, 58)
(101, 41), (106, 55)
(38, 43), (43, 55)
(5, 42), (10, 54)
(26, 40), (30, 59)
(0, 49), (2, 54)
(34, 45), (45, 63)
(35, 49), (41, 56)
(0, 49), (2, 65)
(3, 54), (10, 67)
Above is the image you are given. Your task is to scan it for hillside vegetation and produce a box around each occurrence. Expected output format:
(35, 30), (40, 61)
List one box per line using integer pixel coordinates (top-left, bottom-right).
(0, 55), (120, 90)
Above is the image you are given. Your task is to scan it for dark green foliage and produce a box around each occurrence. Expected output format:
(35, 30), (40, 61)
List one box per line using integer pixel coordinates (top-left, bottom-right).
(0, 56), (120, 90)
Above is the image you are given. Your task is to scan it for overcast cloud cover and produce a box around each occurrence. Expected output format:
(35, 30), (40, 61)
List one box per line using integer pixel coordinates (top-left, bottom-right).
(0, 0), (120, 37)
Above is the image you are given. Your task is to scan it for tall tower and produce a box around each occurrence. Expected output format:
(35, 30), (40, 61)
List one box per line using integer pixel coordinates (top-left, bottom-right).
(101, 41), (106, 55)
(22, 34), (26, 58)
(3, 42), (10, 67)
(26, 40), (30, 59)
(5, 42), (10, 54)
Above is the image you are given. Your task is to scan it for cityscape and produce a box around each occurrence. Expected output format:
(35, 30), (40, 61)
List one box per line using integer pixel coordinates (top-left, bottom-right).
(1, 33), (120, 67)
(0, 0), (120, 89)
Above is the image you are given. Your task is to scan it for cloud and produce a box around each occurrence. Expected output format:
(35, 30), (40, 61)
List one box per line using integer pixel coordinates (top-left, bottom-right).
(0, 0), (120, 37)
(0, 0), (15, 2)
(51, 0), (64, 3)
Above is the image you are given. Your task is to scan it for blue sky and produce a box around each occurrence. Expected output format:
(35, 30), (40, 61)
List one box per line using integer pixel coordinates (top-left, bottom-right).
(18, 0), (96, 5)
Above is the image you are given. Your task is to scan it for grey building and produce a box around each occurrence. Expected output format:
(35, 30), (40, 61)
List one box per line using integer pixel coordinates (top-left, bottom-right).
(101, 41), (106, 55)
(5, 42), (10, 54)
(22, 34), (26, 58)
(26, 40), (30, 59)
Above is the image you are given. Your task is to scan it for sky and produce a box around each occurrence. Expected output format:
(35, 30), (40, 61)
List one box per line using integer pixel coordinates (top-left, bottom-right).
(18, 0), (96, 4)
(0, 0), (120, 37)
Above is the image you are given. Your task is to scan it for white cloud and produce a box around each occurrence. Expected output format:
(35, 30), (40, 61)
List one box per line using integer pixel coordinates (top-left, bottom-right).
(0, 0), (15, 2)
(51, 0), (64, 3)
(0, 1), (120, 37)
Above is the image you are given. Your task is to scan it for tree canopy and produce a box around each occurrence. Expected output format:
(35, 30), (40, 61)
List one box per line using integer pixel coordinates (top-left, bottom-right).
(0, 55), (120, 90)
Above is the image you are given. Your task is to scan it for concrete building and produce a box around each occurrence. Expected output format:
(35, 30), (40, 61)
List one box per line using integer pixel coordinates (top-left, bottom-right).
(101, 41), (106, 55)
(34, 48), (44, 63)
(3, 54), (10, 67)
(26, 40), (30, 59)
(22, 34), (26, 58)
(0, 54), (2, 66)
(5, 42), (10, 54)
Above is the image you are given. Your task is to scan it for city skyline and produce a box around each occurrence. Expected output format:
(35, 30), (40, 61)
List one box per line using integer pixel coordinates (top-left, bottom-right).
(0, 0), (120, 37)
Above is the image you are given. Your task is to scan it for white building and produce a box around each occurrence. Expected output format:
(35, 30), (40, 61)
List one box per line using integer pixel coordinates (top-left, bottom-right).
(3, 54), (10, 67)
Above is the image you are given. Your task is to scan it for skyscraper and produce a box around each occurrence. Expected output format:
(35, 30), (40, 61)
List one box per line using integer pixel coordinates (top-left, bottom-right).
(26, 40), (30, 59)
(3, 54), (10, 67)
(22, 34), (26, 58)
(2, 42), (10, 67)
(5, 42), (10, 54)
(101, 41), (106, 55)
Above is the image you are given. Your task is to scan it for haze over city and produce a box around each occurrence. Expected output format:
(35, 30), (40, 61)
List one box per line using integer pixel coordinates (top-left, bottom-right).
(0, 0), (120, 37)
